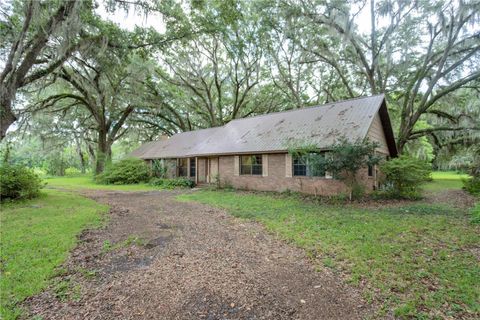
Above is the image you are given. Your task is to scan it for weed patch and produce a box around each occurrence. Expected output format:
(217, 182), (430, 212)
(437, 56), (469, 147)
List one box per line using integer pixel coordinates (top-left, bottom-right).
(178, 190), (480, 318)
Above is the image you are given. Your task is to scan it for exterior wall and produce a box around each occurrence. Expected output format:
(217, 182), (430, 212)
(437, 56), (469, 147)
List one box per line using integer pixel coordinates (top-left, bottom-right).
(367, 113), (389, 155)
(217, 153), (379, 196)
(366, 112), (392, 188)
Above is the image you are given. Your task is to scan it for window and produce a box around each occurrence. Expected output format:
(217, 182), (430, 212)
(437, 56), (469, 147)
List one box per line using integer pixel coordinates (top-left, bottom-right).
(189, 158), (196, 178)
(240, 155), (262, 175)
(368, 164), (373, 177)
(177, 158), (187, 177)
(293, 156), (307, 176)
(292, 153), (326, 177)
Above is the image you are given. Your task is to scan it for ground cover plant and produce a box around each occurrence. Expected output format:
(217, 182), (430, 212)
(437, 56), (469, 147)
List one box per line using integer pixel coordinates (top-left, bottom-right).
(0, 190), (109, 319)
(149, 177), (195, 189)
(178, 190), (480, 318)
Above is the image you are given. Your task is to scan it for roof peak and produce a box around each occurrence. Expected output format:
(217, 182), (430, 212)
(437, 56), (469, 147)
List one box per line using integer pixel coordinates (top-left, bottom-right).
(170, 94), (385, 138)
(228, 94), (385, 123)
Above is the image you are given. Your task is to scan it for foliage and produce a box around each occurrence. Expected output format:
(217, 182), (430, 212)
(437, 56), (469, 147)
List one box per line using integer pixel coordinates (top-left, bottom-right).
(65, 167), (82, 176)
(151, 159), (167, 178)
(2, 0), (478, 176)
(96, 158), (150, 185)
(403, 121), (434, 162)
(0, 190), (108, 319)
(179, 190), (480, 318)
(0, 0), (89, 139)
(289, 138), (381, 200)
(471, 203), (480, 224)
(0, 164), (43, 201)
(280, 0), (480, 153)
(380, 156), (432, 199)
(462, 147), (480, 195)
(149, 177), (195, 189)
(463, 177), (480, 196)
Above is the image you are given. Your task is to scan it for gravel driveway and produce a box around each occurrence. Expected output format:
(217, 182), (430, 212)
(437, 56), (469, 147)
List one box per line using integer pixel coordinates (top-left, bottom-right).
(25, 190), (371, 319)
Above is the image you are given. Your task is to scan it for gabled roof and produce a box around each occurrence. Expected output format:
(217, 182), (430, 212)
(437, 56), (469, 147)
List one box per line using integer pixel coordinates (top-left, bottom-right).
(131, 94), (398, 159)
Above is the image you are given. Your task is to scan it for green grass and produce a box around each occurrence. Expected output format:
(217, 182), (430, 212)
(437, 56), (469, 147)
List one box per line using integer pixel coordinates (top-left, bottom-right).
(423, 171), (469, 191)
(45, 175), (161, 191)
(0, 190), (109, 319)
(471, 202), (480, 224)
(178, 190), (480, 319)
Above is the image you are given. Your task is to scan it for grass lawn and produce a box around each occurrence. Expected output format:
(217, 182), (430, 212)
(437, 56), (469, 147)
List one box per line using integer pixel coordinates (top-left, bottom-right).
(0, 190), (109, 319)
(423, 171), (469, 191)
(178, 190), (480, 318)
(45, 175), (160, 191)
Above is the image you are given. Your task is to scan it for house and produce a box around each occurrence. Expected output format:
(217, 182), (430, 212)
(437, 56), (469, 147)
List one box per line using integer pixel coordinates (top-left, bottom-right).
(131, 94), (397, 195)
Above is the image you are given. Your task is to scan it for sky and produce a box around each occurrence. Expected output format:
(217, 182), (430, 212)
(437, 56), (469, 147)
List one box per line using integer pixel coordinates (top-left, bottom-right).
(95, 2), (166, 32)
(95, 1), (373, 35)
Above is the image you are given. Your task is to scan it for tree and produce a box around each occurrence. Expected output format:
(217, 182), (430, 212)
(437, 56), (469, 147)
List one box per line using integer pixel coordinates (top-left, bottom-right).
(30, 46), (151, 174)
(0, 0), (93, 140)
(137, 0), (284, 132)
(282, 0), (480, 153)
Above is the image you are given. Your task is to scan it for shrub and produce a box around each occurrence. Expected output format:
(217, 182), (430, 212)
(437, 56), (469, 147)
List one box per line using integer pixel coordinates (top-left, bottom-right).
(149, 177), (195, 189)
(96, 158), (150, 184)
(0, 164), (43, 201)
(380, 155), (431, 199)
(33, 167), (47, 177)
(463, 177), (480, 195)
(65, 167), (81, 176)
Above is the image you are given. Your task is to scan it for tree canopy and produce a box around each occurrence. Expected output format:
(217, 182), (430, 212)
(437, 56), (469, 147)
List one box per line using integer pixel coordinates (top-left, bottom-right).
(1, 0), (479, 173)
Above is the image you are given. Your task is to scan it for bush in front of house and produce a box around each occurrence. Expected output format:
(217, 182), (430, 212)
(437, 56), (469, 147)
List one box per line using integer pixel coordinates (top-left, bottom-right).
(380, 155), (432, 199)
(149, 177), (195, 189)
(0, 164), (43, 201)
(96, 158), (150, 184)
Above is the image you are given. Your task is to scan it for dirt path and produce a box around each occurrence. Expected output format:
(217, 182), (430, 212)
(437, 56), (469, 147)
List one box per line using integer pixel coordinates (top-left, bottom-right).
(25, 190), (372, 319)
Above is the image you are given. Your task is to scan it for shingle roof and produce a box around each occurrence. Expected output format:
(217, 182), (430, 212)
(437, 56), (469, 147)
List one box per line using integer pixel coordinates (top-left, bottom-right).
(131, 94), (396, 159)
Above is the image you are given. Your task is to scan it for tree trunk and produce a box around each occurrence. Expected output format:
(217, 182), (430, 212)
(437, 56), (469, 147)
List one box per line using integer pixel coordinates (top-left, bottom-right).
(0, 89), (16, 140)
(74, 137), (86, 173)
(95, 129), (111, 175)
(396, 126), (412, 155)
(78, 149), (87, 174)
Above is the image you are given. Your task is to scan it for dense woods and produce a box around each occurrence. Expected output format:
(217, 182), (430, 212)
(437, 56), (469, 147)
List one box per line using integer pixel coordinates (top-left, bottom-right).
(1, 0), (479, 174)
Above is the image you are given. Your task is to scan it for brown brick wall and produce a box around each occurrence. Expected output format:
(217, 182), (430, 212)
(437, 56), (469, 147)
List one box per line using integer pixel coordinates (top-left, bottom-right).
(217, 153), (377, 196)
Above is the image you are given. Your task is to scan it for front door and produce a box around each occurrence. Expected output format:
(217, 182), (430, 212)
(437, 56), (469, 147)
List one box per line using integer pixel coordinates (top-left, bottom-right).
(197, 158), (207, 184)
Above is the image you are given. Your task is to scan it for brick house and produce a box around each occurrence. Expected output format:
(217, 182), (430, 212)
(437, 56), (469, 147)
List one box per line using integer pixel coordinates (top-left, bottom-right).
(131, 95), (397, 195)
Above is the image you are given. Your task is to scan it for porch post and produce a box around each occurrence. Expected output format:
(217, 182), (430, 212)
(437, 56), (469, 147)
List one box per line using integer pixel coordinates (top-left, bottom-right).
(195, 157), (198, 184)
